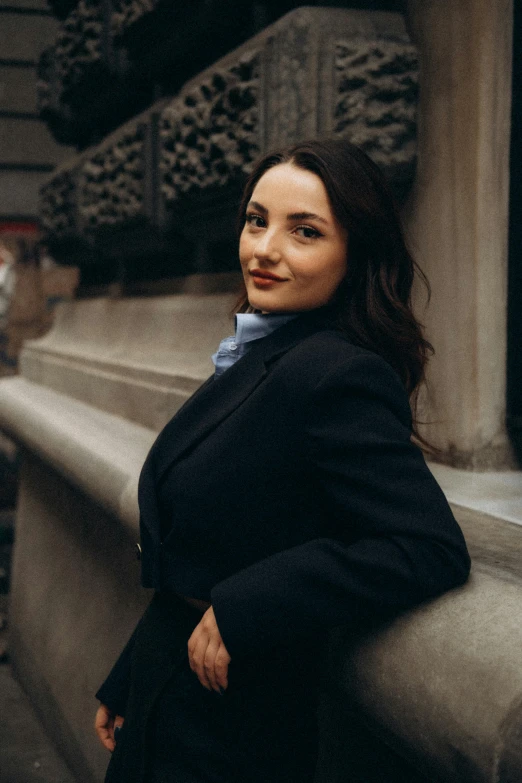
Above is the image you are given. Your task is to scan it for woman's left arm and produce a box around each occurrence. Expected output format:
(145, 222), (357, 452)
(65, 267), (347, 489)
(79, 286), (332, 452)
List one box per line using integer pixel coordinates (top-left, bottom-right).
(211, 352), (471, 660)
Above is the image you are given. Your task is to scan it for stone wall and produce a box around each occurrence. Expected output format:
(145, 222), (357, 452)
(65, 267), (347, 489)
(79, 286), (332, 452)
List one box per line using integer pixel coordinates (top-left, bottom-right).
(0, 0), (72, 220)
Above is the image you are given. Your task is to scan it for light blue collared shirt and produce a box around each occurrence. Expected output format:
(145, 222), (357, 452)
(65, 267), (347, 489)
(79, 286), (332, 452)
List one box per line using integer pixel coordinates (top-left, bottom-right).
(211, 312), (298, 377)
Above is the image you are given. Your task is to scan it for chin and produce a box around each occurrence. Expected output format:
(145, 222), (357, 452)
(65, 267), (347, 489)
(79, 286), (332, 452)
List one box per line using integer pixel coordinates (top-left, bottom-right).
(245, 291), (274, 312)
(248, 296), (292, 313)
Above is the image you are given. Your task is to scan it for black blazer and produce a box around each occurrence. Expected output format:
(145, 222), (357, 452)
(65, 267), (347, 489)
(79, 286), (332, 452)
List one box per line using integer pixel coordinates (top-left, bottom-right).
(96, 309), (470, 714)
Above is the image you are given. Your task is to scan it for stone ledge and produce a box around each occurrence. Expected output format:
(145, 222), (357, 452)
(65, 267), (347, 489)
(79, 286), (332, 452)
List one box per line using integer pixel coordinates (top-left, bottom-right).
(0, 377), (154, 532)
(320, 566), (522, 782)
(20, 290), (236, 431)
(430, 462), (522, 526)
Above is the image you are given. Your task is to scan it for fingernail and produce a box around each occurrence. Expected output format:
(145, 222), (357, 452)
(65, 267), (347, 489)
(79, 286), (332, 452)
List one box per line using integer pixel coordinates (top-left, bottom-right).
(114, 726), (121, 738)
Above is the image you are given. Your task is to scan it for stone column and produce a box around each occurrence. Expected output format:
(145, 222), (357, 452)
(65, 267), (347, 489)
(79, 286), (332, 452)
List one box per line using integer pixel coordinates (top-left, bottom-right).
(405, 0), (515, 468)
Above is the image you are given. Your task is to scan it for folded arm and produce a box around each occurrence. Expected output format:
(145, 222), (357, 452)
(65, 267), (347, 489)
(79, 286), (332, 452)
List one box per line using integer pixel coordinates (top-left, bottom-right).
(211, 353), (470, 659)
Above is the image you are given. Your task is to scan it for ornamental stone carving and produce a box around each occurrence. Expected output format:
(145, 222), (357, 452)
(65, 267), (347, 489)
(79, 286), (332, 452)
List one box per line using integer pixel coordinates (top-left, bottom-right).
(40, 169), (77, 237)
(261, 8), (418, 193)
(77, 123), (145, 230)
(111, 0), (159, 38)
(160, 50), (261, 205)
(39, 7), (419, 264)
(49, 0), (104, 92)
(333, 39), (418, 187)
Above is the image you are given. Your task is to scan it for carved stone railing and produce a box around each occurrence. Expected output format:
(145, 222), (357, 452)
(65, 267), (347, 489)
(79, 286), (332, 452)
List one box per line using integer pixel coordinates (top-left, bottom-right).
(333, 38), (418, 188)
(40, 7), (419, 276)
(37, 0), (279, 149)
(40, 167), (78, 238)
(110, 0), (159, 39)
(77, 121), (146, 232)
(160, 50), (261, 204)
(37, 0), (105, 104)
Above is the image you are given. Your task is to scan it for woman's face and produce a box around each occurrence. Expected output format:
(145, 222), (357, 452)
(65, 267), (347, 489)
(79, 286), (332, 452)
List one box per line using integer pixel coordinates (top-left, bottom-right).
(239, 163), (348, 313)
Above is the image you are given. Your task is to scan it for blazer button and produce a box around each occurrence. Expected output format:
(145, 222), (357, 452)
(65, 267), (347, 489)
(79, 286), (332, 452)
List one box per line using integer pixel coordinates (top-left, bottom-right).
(135, 543), (142, 561)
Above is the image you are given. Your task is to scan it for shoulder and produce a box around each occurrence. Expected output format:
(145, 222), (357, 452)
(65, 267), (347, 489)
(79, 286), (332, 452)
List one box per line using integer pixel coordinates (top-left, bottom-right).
(275, 327), (403, 388)
(272, 328), (412, 425)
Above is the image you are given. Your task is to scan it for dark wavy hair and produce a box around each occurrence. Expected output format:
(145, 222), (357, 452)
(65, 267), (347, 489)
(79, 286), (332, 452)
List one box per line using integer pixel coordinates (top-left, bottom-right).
(235, 138), (434, 444)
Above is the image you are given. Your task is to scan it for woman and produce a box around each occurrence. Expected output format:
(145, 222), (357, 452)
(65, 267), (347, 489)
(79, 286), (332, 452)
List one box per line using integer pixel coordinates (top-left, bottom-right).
(94, 139), (470, 782)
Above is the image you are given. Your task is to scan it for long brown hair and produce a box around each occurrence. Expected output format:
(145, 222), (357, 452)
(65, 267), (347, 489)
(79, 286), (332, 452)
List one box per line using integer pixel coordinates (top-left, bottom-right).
(235, 138), (434, 443)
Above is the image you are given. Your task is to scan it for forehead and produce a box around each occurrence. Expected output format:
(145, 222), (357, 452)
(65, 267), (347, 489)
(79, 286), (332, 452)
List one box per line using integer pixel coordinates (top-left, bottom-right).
(251, 163), (332, 215)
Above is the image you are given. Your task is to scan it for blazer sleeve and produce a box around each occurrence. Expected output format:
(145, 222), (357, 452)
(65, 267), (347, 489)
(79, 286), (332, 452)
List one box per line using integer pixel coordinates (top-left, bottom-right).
(95, 619), (142, 716)
(211, 352), (471, 660)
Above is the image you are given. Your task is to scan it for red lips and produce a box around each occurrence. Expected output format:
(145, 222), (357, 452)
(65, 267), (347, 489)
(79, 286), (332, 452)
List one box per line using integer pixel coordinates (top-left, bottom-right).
(249, 269), (287, 282)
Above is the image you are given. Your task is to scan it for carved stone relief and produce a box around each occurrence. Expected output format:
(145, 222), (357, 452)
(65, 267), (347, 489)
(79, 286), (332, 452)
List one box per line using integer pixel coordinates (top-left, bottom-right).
(40, 170), (77, 237)
(333, 39), (418, 185)
(39, 8), (419, 262)
(160, 50), (260, 204)
(111, 0), (159, 38)
(77, 123), (145, 230)
(50, 0), (104, 91)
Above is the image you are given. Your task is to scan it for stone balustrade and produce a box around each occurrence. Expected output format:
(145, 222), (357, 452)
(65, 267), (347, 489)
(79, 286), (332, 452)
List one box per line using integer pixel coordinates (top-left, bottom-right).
(39, 7), (419, 269)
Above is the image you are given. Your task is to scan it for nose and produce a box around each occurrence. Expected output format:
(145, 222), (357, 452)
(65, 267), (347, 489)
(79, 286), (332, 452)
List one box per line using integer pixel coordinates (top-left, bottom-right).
(253, 228), (281, 263)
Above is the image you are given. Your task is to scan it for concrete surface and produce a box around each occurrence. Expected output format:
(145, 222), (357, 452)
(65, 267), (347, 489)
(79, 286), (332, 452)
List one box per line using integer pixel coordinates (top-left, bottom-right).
(432, 463), (522, 527)
(20, 290), (238, 431)
(321, 562), (522, 783)
(8, 455), (151, 783)
(405, 0), (514, 468)
(0, 663), (77, 783)
(0, 510), (76, 783)
(452, 504), (522, 582)
(0, 376), (154, 532)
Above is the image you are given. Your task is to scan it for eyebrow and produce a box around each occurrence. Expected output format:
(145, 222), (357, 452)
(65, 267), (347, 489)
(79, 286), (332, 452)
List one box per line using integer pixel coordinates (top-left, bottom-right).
(248, 201), (329, 226)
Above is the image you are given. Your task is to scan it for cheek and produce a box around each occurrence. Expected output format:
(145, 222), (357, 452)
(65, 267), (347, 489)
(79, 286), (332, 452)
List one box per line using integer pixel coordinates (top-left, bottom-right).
(239, 230), (251, 265)
(332, 255), (348, 285)
(299, 253), (347, 286)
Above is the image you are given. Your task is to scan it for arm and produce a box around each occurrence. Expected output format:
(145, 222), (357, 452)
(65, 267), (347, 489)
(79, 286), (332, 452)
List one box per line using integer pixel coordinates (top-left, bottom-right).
(211, 352), (471, 659)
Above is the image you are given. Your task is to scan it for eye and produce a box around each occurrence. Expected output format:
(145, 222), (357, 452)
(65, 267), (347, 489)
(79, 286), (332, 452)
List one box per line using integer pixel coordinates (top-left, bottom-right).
(245, 213), (266, 229)
(294, 225), (322, 240)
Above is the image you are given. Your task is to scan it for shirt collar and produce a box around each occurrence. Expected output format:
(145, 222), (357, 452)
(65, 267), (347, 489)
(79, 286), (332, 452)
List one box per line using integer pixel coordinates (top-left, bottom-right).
(234, 312), (298, 346)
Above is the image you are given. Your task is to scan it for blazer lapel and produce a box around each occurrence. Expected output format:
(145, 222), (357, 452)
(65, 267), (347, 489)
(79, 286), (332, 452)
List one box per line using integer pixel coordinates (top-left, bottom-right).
(151, 307), (333, 485)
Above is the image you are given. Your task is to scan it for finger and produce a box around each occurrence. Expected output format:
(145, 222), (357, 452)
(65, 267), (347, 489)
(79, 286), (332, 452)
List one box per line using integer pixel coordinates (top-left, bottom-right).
(112, 715), (125, 743)
(187, 622), (205, 671)
(214, 647), (230, 691)
(94, 705), (110, 732)
(95, 706), (115, 751)
(95, 720), (115, 752)
(187, 628), (199, 672)
(191, 633), (212, 690)
(203, 639), (221, 692)
(187, 624), (201, 674)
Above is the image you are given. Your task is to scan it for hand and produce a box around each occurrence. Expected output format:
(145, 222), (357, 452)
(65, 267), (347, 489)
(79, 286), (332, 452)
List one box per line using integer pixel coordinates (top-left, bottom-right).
(187, 606), (231, 693)
(94, 703), (124, 752)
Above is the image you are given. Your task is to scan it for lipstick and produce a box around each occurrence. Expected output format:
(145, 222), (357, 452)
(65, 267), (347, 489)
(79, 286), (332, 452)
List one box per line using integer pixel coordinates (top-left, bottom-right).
(249, 269), (287, 286)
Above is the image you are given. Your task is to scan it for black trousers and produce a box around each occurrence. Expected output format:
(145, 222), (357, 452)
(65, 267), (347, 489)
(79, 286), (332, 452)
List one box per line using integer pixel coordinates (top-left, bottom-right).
(105, 593), (320, 783)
